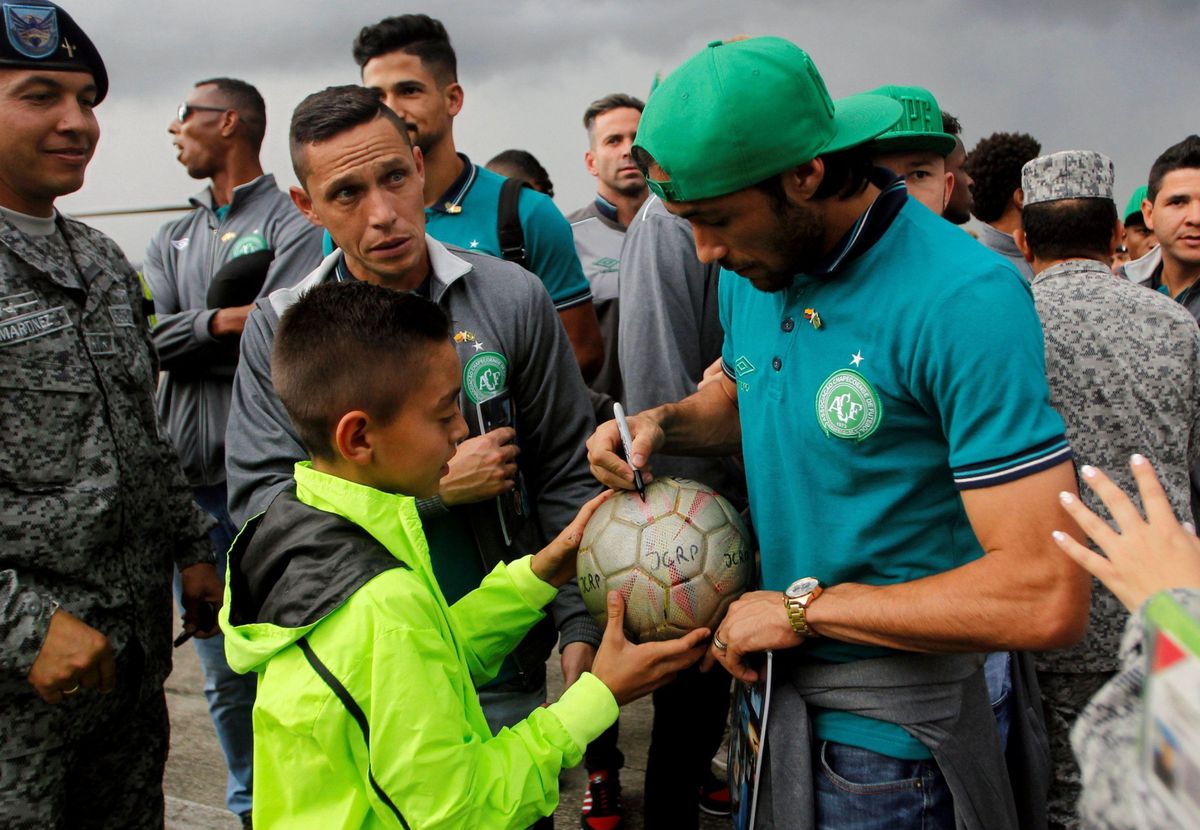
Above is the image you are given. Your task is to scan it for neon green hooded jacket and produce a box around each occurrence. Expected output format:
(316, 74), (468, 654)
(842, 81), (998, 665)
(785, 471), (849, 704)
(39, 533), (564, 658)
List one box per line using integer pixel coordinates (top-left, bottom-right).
(221, 463), (618, 829)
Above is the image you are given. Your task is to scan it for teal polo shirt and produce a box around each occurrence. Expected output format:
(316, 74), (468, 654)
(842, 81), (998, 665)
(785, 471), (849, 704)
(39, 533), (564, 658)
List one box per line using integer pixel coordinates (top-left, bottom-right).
(324, 154), (592, 311)
(720, 193), (1070, 760)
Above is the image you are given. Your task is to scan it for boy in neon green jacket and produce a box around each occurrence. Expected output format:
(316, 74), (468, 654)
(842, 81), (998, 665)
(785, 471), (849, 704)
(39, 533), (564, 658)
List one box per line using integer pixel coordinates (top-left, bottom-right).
(221, 281), (710, 829)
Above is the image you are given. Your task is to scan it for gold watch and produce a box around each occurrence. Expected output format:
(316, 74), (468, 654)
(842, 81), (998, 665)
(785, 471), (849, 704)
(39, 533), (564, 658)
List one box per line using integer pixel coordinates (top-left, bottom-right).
(784, 577), (823, 638)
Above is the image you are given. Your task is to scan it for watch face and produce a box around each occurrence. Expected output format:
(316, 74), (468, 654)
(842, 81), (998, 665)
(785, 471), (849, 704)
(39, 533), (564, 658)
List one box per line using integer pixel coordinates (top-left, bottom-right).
(786, 577), (820, 598)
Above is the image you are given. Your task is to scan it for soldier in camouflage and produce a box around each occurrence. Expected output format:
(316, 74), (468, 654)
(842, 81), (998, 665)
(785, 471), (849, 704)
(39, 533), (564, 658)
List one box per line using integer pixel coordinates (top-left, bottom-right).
(1015, 149), (1200, 829)
(0, 4), (222, 828)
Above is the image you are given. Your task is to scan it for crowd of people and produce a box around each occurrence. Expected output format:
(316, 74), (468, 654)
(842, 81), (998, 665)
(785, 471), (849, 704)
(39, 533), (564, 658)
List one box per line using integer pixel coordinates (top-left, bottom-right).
(2, 3), (1199, 830)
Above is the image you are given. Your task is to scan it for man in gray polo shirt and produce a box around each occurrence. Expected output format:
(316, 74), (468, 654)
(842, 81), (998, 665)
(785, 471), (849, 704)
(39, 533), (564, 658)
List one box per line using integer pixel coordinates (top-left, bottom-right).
(225, 88), (602, 809)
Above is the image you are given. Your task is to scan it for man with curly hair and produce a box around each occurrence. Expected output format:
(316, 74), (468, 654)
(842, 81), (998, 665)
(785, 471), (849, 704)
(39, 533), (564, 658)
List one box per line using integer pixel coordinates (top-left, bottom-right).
(940, 111), (973, 225)
(965, 132), (1041, 280)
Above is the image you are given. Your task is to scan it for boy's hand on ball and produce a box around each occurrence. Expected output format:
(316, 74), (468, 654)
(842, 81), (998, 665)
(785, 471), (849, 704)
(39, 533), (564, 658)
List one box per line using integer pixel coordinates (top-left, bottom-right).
(702, 590), (804, 683)
(586, 414), (662, 490)
(532, 490), (613, 587)
(592, 592), (711, 706)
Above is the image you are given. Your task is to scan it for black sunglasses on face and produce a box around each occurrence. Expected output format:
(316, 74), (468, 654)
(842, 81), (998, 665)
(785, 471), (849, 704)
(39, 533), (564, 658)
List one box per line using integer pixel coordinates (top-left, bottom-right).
(177, 103), (228, 123)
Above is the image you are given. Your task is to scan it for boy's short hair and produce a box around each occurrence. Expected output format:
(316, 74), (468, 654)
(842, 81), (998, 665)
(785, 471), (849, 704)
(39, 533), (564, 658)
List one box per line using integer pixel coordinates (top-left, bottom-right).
(1148, 135), (1200, 203)
(352, 14), (457, 87)
(272, 282), (451, 460)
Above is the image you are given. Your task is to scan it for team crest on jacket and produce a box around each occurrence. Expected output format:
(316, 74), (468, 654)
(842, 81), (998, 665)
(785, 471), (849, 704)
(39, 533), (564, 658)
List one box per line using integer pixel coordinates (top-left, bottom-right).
(816, 369), (881, 441)
(463, 351), (508, 403)
(5, 4), (57, 59)
(229, 232), (267, 258)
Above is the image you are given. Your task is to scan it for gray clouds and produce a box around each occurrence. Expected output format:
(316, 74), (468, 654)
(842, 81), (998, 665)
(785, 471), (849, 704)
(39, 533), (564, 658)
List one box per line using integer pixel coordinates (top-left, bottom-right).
(57, 1), (1199, 257)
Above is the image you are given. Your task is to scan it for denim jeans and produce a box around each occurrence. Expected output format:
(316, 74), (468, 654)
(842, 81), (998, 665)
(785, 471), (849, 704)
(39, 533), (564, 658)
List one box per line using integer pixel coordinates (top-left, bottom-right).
(814, 741), (955, 830)
(984, 651), (1012, 750)
(175, 482), (256, 817)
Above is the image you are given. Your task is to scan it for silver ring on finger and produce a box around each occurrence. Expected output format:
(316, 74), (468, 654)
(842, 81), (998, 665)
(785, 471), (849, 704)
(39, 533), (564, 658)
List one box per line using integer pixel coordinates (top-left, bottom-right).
(62, 683), (81, 696)
(713, 633), (728, 651)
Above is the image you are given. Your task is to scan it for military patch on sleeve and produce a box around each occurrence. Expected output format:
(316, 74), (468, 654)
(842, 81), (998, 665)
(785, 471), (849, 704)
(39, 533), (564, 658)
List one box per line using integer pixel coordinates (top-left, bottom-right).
(463, 351), (508, 404)
(816, 369), (882, 441)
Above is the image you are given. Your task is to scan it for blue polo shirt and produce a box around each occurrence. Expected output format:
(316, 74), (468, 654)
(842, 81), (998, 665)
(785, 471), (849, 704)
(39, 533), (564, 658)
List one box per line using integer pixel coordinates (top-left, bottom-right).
(720, 184), (1070, 759)
(321, 154), (591, 311)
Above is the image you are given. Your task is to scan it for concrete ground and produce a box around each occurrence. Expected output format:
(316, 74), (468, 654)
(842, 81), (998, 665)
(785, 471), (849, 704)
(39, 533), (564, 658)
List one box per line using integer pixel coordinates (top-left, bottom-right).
(164, 633), (730, 829)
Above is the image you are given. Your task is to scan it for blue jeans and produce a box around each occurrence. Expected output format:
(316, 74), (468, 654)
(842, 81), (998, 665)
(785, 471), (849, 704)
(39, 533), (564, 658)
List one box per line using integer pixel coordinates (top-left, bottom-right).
(985, 651), (1012, 750)
(814, 741), (955, 830)
(175, 482), (256, 817)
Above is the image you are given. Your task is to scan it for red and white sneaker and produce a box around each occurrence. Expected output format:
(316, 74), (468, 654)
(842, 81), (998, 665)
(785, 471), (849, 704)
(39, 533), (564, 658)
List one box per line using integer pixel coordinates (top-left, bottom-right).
(580, 768), (624, 830)
(698, 770), (732, 816)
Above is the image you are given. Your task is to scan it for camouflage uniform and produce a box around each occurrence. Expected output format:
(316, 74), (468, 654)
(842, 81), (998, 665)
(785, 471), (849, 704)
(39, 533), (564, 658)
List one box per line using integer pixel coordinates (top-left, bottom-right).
(1032, 258), (1200, 829)
(1070, 588), (1200, 830)
(0, 213), (213, 828)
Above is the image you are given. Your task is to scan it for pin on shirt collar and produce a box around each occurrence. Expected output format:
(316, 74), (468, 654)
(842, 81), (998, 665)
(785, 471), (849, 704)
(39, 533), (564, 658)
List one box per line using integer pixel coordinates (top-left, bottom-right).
(804, 307), (822, 330)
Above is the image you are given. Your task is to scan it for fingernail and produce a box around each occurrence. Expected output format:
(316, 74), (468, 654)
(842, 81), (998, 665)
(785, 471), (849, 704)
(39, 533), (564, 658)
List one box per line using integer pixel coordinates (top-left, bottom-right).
(1059, 491), (1075, 505)
(1081, 465), (1097, 479)
(1131, 453), (1146, 466)
(1052, 530), (1068, 543)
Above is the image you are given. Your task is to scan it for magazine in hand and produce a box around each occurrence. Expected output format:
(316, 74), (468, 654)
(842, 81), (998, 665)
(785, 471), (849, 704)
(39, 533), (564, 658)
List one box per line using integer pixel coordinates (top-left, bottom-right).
(729, 650), (773, 830)
(1142, 593), (1200, 826)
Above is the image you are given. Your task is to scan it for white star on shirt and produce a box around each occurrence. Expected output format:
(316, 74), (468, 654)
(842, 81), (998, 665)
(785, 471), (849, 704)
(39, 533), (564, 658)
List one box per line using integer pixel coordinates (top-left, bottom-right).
(469, 240), (479, 248)
(472, 341), (485, 351)
(850, 351), (864, 367)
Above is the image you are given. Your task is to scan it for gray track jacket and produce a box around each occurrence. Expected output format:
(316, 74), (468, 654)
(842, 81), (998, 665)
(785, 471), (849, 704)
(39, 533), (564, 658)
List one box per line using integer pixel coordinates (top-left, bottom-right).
(143, 174), (322, 487)
(225, 238), (603, 679)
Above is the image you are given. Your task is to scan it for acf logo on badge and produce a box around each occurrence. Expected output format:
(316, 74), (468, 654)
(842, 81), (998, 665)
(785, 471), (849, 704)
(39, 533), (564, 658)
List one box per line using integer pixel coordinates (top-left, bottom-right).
(464, 351), (508, 403)
(816, 369), (882, 441)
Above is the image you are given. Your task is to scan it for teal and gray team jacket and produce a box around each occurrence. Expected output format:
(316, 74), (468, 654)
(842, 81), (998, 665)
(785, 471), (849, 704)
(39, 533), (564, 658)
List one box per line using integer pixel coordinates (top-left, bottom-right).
(143, 174), (323, 487)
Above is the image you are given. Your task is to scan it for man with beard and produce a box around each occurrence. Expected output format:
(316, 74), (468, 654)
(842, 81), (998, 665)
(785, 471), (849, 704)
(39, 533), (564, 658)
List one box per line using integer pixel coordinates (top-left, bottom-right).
(143, 76), (321, 827)
(587, 37), (1089, 829)
(351, 14), (604, 382)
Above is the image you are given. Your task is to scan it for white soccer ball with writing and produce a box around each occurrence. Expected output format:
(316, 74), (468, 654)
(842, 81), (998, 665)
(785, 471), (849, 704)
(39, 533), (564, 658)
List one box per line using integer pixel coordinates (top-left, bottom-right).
(577, 477), (754, 642)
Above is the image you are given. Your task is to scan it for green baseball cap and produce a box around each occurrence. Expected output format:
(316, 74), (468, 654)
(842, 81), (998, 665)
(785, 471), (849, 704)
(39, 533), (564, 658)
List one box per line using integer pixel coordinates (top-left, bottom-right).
(634, 37), (903, 202)
(863, 85), (956, 157)
(1124, 185), (1149, 223)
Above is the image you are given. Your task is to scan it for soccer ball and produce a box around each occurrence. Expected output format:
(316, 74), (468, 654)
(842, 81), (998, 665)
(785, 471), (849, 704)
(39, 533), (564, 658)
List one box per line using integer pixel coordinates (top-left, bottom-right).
(577, 477), (754, 642)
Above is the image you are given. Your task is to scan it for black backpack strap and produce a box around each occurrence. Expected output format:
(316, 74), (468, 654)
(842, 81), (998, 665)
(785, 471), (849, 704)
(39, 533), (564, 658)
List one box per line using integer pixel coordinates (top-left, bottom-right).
(497, 177), (529, 269)
(297, 636), (410, 829)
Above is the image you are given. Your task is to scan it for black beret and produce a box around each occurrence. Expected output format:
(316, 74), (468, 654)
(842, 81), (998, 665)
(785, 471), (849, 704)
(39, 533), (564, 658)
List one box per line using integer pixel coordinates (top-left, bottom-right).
(0, 2), (107, 104)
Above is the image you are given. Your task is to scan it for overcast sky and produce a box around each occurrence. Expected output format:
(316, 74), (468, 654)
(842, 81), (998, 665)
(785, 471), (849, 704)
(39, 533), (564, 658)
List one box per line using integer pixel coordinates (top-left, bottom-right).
(55, 0), (1199, 259)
